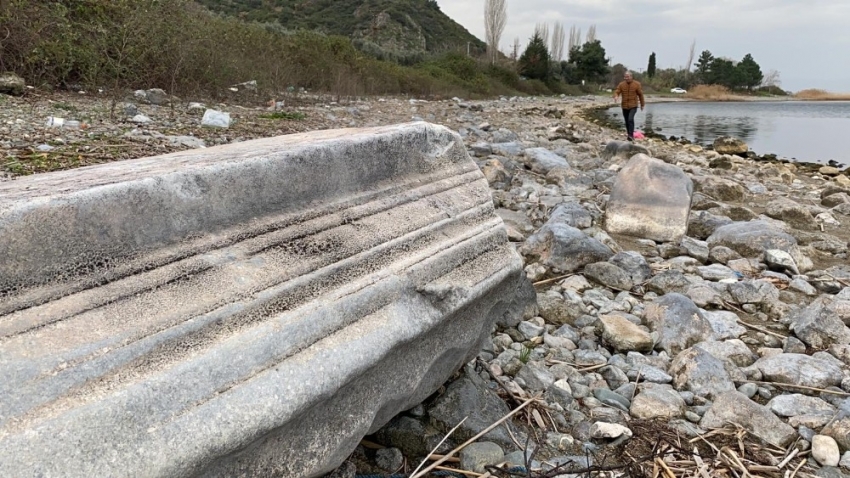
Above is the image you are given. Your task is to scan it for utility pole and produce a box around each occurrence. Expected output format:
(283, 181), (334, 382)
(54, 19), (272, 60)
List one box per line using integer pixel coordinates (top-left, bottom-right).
(467, 42), (471, 57)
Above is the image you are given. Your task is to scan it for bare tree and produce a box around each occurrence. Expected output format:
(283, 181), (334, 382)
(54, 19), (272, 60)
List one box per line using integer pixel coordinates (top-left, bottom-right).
(685, 39), (696, 72)
(568, 25), (577, 53)
(534, 23), (550, 47)
(586, 24), (597, 43)
(550, 22), (565, 61)
(511, 37), (520, 61)
(484, 0), (507, 64)
(762, 69), (781, 87)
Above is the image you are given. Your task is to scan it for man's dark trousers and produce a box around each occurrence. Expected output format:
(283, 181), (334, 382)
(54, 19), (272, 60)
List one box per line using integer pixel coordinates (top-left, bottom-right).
(622, 107), (637, 140)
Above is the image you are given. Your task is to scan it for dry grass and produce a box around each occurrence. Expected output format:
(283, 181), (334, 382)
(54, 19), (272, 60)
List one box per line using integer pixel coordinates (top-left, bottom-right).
(794, 89), (850, 100)
(683, 84), (743, 101)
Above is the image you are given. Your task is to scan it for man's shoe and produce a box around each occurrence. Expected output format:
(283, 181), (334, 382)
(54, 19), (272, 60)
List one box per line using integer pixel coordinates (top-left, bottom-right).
(627, 136), (634, 142)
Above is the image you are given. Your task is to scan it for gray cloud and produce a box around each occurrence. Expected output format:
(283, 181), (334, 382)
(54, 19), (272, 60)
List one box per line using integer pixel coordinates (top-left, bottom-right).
(437, 0), (850, 91)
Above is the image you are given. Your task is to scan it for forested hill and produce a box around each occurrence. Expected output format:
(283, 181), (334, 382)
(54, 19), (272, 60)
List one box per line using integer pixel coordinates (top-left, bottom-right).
(195, 0), (486, 55)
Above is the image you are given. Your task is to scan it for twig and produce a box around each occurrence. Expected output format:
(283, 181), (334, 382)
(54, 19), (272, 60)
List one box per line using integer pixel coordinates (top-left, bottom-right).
(428, 454), (460, 463)
(742, 380), (850, 397)
(532, 274), (575, 287)
(434, 465), (485, 477)
(788, 458), (806, 478)
(736, 319), (788, 339)
(410, 417), (468, 478)
(655, 457), (676, 478)
(410, 395), (540, 478)
(824, 272), (850, 288)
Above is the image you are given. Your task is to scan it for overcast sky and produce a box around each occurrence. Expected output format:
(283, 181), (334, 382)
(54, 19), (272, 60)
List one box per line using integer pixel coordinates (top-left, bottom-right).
(437, 0), (850, 92)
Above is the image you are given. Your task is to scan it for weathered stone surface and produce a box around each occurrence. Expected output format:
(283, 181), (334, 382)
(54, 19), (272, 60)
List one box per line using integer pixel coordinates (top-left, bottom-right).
(604, 154), (694, 242)
(688, 211), (734, 240)
(754, 354), (844, 390)
(695, 339), (758, 367)
(584, 262), (634, 291)
(523, 147), (570, 175)
(608, 251), (652, 284)
(693, 176), (746, 202)
(766, 394), (836, 418)
(813, 436), (842, 467)
(700, 392), (796, 447)
(0, 72), (26, 96)
(459, 442), (505, 474)
(713, 136), (748, 156)
(790, 296), (850, 349)
(701, 310), (747, 340)
(598, 314), (654, 352)
(670, 347), (736, 399)
(0, 123), (532, 478)
(521, 223), (614, 273)
(706, 219), (800, 258)
(538, 290), (586, 325)
(822, 417), (850, 451)
(764, 249), (800, 275)
(766, 197), (818, 229)
(549, 202), (593, 229)
(630, 384), (686, 419)
(644, 293), (715, 355)
(601, 140), (650, 161)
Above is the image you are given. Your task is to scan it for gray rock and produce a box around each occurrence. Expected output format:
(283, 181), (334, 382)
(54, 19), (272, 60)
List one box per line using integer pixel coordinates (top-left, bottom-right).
(166, 135), (206, 149)
(766, 197), (817, 229)
(521, 223), (614, 274)
(702, 310), (747, 339)
(374, 416), (428, 458)
(630, 383), (686, 419)
(708, 246), (742, 264)
(549, 202), (593, 229)
(0, 72), (26, 95)
(840, 451), (850, 470)
(590, 422), (632, 440)
(469, 142), (493, 157)
(604, 154), (694, 242)
(492, 128), (519, 143)
(608, 251), (652, 284)
(518, 320), (545, 339)
(430, 373), (522, 449)
(737, 382), (758, 398)
(813, 435), (842, 467)
(598, 314), (653, 352)
(790, 296), (850, 349)
(517, 363), (556, 391)
(459, 442), (505, 473)
(593, 388), (631, 412)
(201, 108), (231, 128)
(523, 148), (570, 175)
(707, 220), (798, 259)
(783, 336), (808, 354)
(601, 140), (650, 161)
(823, 417), (850, 451)
(688, 211), (734, 240)
(584, 262), (634, 291)
(645, 270), (694, 295)
(713, 136), (748, 156)
(644, 293), (715, 355)
(546, 381), (574, 409)
(601, 366), (630, 390)
(754, 354), (844, 389)
(670, 347), (736, 399)
(695, 339), (758, 367)
(538, 290), (586, 326)
(815, 467), (850, 478)
(693, 176), (746, 202)
(376, 447), (405, 472)
(632, 365), (673, 384)
(789, 278), (818, 296)
(766, 394), (836, 417)
(824, 192), (850, 208)
(700, 391), (796, 447)
(481, 159), (510, 185)
(728, 280), (779, 305)
(687, 283), (726, 308)
(764, 249), (800, 275)
(0, 123), (532, 478)
(697, 264), (739, 281)
(131, 114), (152, 124)
(681, 237), (710, 263)
(491, 142), (523, 156)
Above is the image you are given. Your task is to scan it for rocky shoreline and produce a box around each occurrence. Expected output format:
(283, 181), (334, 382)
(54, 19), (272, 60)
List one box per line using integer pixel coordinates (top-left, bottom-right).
(2, 89), (850, 477)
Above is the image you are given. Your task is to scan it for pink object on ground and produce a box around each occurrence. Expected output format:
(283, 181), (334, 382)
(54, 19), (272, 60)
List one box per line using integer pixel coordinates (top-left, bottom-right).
(633, 131), (645, 139)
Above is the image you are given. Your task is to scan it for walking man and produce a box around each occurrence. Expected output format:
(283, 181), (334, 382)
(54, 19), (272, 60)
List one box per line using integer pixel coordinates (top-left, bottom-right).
(613, 71), (645, 141)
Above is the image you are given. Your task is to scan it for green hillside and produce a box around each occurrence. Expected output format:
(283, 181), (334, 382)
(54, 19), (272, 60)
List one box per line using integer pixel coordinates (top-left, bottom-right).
(195, 0), (486, 56)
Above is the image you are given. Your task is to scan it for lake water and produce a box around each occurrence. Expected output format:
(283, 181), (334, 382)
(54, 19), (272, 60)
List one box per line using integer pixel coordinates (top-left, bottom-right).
(605, 101), (850, 166)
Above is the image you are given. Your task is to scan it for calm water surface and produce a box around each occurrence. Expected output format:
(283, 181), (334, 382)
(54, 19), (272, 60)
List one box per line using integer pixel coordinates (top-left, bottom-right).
(606, 101), (850, 166)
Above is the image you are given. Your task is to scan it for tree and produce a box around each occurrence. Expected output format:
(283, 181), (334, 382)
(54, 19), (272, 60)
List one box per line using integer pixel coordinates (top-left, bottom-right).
(518, 31), (550, 80)
(694, 50), (714, 82)
(762, 69), (781, 87)
(736, 53), (763, 90)
(550, 21), (565, 61)
(647, 52), (656, 78)
(573, 40), (609, 83)
(610, 63), (628, 88)
(510, 37), (520, 61)
(484, 0), (507, 64)
(535, 23), (549, 46)
(586, 25), (596, 43)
